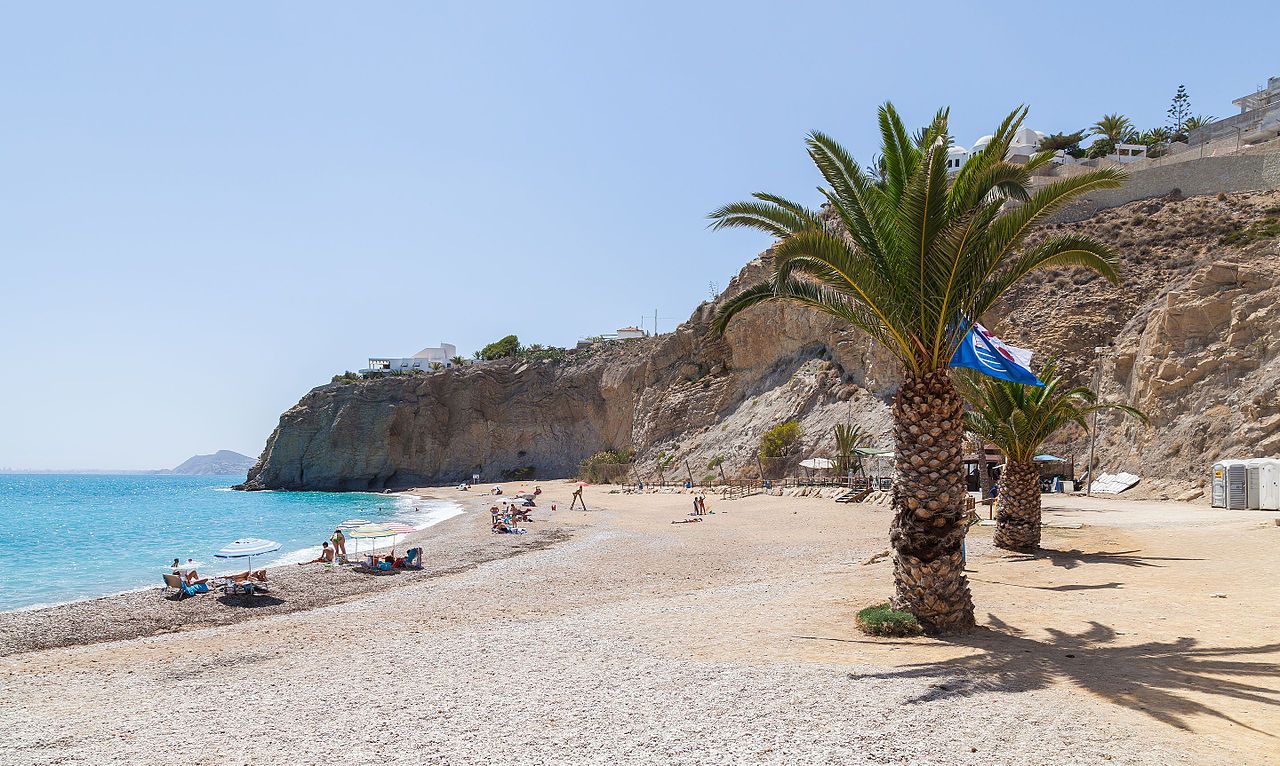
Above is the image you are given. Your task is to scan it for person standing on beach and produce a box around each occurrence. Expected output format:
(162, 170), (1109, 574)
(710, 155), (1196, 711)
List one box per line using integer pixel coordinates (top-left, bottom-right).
(571, 486), (586, 510)
(330, 529), (347, 561)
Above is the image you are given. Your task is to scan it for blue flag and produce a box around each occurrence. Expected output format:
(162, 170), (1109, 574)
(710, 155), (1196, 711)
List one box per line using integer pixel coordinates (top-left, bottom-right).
(950, 322), (1044, 386)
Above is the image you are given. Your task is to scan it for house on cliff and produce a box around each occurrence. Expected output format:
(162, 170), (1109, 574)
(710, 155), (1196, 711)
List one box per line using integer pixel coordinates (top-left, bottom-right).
(361, 342), (457, 374)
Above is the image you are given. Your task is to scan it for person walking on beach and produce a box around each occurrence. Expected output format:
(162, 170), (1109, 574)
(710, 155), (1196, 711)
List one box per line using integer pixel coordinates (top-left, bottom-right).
(330, 528), (347, 561)
(571, 485), (586, 510)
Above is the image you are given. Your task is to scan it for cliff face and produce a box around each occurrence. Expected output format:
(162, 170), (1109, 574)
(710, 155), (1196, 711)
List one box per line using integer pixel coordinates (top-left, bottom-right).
(241, 190), (1280, 496)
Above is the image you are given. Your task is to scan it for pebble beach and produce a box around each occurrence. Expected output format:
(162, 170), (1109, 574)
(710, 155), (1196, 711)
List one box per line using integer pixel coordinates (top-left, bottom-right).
(2, 484), (1277, 765)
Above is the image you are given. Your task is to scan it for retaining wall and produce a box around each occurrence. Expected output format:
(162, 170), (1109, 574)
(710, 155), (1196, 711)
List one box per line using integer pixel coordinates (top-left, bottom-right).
(1051, 152), (1280, 222)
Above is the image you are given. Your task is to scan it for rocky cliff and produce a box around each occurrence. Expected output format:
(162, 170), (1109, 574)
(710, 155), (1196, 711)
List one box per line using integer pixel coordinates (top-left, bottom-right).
(240, 190), (1280, 498)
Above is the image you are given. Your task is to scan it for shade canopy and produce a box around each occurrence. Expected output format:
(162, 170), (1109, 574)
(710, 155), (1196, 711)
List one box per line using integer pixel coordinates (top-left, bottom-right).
(347, 523), (397, 539)
(214, 538), (281, 559)
(382, 522), (416, 535)
(1034, 454), (1067, 462)
(337, 518), (371, 529)
(799, 458), (836, 470)
(854, 448), (893, 456)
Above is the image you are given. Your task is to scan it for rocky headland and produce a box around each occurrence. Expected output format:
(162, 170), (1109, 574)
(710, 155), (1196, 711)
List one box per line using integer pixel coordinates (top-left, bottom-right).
(239, 190), (1280, 499)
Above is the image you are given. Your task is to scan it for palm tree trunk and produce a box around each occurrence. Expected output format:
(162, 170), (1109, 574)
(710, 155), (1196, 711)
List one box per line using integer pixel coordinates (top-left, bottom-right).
(976, 438), (992, 501)
(888, 370), (975, 634)
(993, 461), (1042, 551)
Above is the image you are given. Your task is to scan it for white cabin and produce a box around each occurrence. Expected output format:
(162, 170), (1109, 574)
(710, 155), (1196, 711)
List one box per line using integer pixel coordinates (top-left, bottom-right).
(361, 343), (457, 374)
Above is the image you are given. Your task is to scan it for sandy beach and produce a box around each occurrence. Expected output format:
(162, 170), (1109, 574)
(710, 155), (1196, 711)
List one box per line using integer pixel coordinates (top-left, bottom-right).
(2, 483), (1277, 765)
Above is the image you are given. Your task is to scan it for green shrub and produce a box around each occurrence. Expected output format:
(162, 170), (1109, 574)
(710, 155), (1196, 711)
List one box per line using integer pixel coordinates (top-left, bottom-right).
(580, 449), (635, 483)
(856, 603), (923, 637)
(502, 466), (536, 481)
(478, 335), (521, 360)
(1221, 217), (1280, 247)
(759, 421), (803, 460)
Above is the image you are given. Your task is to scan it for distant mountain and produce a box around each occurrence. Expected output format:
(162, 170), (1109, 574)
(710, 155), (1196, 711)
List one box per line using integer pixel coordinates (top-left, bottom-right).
(164, 450), (257, 476)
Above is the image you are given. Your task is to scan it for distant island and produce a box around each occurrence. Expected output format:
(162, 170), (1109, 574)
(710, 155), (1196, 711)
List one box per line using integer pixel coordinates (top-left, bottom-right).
(160, 450), (257, 476)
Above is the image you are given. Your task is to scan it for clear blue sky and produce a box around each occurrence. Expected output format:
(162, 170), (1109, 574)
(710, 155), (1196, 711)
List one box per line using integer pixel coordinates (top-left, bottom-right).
(1, 1), (1274, 469)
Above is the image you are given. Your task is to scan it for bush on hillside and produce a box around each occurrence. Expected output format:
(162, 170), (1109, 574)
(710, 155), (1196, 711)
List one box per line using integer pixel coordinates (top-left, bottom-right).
(758, 421), (803, 460)
(580, 449), (634, 484)
(478, 335), (521, 360)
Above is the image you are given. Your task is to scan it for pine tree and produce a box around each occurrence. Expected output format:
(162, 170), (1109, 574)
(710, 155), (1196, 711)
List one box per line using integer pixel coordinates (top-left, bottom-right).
(1168, 85), (1192, 140)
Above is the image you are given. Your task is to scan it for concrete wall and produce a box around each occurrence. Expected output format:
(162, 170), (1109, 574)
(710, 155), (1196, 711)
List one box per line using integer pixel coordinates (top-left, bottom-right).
(1050, 152), (1280, 223)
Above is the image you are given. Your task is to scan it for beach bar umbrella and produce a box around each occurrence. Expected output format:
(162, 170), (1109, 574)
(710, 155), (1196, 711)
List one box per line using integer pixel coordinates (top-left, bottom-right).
(213, 538), (281, 574)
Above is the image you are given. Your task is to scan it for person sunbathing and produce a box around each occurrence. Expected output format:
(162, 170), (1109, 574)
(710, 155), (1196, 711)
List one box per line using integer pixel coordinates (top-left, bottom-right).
(377, 554), (394, 572)
(229, 569), (268, 582)
(298, 542), (336, 565)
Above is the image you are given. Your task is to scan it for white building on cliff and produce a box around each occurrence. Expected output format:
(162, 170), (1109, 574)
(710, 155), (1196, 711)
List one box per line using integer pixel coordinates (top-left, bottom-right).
(361, 342), (457, 374)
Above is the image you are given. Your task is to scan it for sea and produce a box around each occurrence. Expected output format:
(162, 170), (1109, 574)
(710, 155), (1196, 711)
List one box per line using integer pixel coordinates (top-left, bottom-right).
(0, 473), (463, 612)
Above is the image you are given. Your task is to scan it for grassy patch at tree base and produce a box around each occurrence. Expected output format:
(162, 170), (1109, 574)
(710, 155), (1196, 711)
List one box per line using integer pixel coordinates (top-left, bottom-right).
(856, 602), (924, 637)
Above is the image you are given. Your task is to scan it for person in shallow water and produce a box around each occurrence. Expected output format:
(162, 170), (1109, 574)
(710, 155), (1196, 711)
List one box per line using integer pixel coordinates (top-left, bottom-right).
(298, 542), (335, 566)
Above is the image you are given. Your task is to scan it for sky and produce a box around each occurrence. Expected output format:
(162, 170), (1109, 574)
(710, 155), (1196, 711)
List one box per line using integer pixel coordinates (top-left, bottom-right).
(1, 1), (1275, 470)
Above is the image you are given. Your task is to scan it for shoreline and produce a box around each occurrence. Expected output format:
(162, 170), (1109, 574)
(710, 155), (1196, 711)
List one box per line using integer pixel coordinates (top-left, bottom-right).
(0, 486), (568, 657)
(0, 486), (458, 616)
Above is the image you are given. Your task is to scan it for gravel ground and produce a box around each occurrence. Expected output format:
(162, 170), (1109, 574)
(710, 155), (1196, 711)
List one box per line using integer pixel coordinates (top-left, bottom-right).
(2, 485), (1261, 765)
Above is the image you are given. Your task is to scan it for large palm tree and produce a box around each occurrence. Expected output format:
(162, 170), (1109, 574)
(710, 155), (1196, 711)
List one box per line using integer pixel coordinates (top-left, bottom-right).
(1091, 113), (1135, 144)
(961, 360), (1145, 552)
(708, 104), (1125, 633)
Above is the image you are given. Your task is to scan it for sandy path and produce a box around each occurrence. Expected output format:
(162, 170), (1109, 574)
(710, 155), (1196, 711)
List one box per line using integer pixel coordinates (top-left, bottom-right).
(1, 485), (1276, 765)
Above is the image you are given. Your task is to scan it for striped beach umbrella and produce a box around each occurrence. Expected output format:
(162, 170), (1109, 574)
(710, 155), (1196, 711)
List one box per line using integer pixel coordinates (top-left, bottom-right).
(213, 538), (281, 573)
(338, 518), (371, 529)
(382, 522), (416, 535)
(348, 523), (398, 554)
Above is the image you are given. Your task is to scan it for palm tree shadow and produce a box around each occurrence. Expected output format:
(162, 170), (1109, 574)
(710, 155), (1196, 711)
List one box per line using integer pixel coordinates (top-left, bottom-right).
(971, 578), (1125, 592)
(851, 615), (1280, 734)
(999, 548), (1203, 570)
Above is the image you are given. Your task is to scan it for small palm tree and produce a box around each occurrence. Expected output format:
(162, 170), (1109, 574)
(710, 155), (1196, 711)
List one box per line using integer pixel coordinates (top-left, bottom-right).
(428, 361), (445, 371)
(709, 104), (1125, 633)
(1183, 115), (1214, 132)
(961, 360), (1146, 552)
(1137, 127), (1171, 147)
(1091, 113), (1135, 144)
(449, 355), (467, 367)
(833, 423), (868, 477)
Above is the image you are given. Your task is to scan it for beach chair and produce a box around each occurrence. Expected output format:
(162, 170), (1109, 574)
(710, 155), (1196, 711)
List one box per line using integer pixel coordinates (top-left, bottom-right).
(165, 573), (211, 600)
(403, 547), (423, 570)
(162, 573), (185, 596)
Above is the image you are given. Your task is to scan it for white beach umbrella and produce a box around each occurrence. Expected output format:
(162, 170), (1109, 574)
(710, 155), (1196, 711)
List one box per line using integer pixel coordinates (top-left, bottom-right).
(799, 458), (836, 470)
(213, 538), (281, 574)
(338, 518), (372, 529)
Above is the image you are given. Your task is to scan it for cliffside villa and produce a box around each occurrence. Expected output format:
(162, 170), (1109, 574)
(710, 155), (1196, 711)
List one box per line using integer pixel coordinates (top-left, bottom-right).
(360, 342), (457, 374)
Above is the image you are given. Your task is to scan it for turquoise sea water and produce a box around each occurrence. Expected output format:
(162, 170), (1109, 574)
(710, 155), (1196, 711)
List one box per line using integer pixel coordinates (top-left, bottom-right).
(0, 474), (461, 611)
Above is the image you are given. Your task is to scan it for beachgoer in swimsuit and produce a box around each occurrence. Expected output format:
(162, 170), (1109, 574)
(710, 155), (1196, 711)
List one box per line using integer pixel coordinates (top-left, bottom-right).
(299, 542), (336, 565)
(330, 529), (347, 559)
